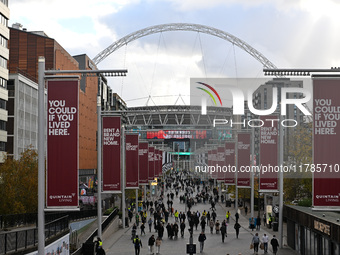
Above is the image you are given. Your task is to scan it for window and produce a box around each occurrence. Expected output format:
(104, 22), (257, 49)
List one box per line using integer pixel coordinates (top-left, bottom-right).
(0, 120), (5, 130)
(0, 13), (8, 27)
(0, 0), (8, 7)
(0, 35), (7, 48)
(0, 77), (7, 88)
(0, 56), (7, 69)
(0, 141), (5, 151)
(0, 98), (5, 109)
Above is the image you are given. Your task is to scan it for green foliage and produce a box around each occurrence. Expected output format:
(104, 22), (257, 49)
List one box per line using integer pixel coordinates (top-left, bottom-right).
(104, 207), (114, 215)
(284, 124), (312, 202)
(298, 198), (312, 207)
(0, 148), (38, 215)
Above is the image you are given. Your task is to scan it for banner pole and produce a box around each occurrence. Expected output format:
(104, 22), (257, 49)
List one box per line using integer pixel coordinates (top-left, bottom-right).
(38, 56), (45, 254)
(122, 126), (126, 228)
(235, 137), (238, 213)
(136, 189), (138, 215)
(97, 93), (102, 238)
(251, 128), (255, 218)
(279, 113), (284, 248)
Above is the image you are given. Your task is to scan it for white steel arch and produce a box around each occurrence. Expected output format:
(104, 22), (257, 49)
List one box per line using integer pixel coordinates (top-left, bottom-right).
(92, 23), (277, 69)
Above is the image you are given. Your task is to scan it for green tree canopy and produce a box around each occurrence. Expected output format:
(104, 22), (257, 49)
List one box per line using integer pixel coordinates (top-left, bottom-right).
(284, 123), (312, 203)
(0, 148), (38, 215)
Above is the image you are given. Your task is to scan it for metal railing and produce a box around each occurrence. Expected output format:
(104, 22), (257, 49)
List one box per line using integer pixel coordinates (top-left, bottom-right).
(72, 208), (119, 255)
(0, 210), (97, 230)
(0, 216), (69, 254)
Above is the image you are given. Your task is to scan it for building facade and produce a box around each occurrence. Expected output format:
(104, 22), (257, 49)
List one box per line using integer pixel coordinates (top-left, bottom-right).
(8, 28), (120, 208)
(0, 0), (9, 162)
(284, 205), (340, 255)
(7, 72), (38, 159)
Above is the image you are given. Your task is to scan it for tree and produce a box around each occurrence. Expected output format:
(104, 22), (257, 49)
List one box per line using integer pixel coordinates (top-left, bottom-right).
(284, 123), (312, 202)
(0, 148), (38, 215)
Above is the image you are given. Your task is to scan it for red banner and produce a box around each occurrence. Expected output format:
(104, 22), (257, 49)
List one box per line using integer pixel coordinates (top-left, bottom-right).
(211, 149), (218, 179)
(156, 149), (162, 177)
(313, 78), (340, 207)
(138, 142), (149, 185)
(217, 146), (225, 181)
(148, 147), (155, 180)
(47, 80), (79, 209)
(237, 133), (251, 187)
(208, 150), (212, 167)
(259, 115), (278, 191)
(224, 142), (235, 184)
(102, 116), (121, 192)
(154, 149), (159, 177)
(126, 134), (139, 189)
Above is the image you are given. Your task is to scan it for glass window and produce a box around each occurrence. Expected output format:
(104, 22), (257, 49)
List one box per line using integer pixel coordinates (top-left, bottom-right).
(306, 228), (310, 254)
(323, 237), (329, 255)
(0, 141), (5, 151)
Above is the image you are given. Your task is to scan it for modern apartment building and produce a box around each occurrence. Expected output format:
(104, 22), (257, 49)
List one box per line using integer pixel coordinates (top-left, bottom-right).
(7, 72), (38, 159)
(0, 0), (9, 163)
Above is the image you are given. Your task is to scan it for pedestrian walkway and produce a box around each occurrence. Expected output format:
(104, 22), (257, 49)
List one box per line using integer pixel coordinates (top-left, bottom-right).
(99, 186), (299, 255)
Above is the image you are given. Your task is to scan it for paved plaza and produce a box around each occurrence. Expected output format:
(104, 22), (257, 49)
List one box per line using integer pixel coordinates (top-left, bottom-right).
(99, 187), (299, 255)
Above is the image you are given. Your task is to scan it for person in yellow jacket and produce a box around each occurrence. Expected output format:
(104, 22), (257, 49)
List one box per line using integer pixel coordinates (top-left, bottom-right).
(226, 211), (231, 223)
(174, 210), (179, 222)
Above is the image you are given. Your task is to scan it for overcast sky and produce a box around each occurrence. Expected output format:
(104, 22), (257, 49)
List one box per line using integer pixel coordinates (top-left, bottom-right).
(9, 0), (340, 107)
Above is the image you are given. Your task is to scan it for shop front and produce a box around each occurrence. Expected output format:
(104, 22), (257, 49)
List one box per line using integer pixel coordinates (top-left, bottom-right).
(284, 205), (340, 255)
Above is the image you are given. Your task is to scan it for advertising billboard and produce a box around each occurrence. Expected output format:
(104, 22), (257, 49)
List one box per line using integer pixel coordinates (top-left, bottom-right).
(147, 130), (212, 139)
(148, 147), (155, 180)
(47, 80), (79, 209)
(313, 78), (340, 207)
(138, 142), (149, 185)
(102, 116), (121, 192)
(259, 115), (279, 191)
(125, 134), (139, 189)
(224, 142), (235, 184)
(237, 133), (251, 187)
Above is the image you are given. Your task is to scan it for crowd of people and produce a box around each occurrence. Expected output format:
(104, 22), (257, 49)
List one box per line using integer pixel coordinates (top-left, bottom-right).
(97, 170), (280, 255)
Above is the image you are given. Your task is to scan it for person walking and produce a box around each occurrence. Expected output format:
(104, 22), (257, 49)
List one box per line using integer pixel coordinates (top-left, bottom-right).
(270, 235), (279, 255)
(256, 215), (261, 230)
(94, 237), (105, 255)
(155, 236), (162, 255)
(251, 233), (260, 255)
(148, 218), (153, 232)
(215, 220), (220, 234)
(198, 231), (207, 253)
(226, 211), (231, 223)
(180, 221), (186, 238)
(250, 217), (255, 231)
(220, 222), (226, 243)
(262, 233), (269, 253)
(234, 222), (241, 238)
(141, 223), (146, 236)
(148, 234), (156, 255)
(200, 217), (206, 233)
(209, 219), (214, 234)
(235, 212), (239, 223)
(133, 235), (142, 255)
